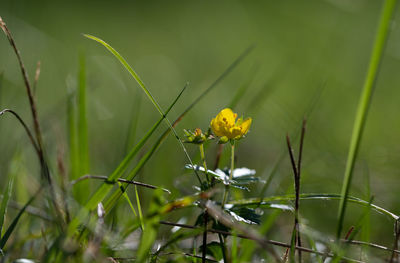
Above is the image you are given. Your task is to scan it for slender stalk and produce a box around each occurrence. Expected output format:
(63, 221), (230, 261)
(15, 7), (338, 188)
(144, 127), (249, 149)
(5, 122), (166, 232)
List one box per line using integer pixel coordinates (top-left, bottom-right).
(0, 17), (65, 226)
(218, 232), (228, 263)
(199, 144), (209, 183)
(159, 220), (400, 258)
(337, 0), (398, 239)
(33, 61), (41, 95)
(202, 211), (208, 263)
(389, 220), (400, 263)
(221, 141), (235, 208)
(229, 142), (235, 181)
(0, 109), (39, 154)
(70, 174), (171, 194)
(286, 134), (299, 263)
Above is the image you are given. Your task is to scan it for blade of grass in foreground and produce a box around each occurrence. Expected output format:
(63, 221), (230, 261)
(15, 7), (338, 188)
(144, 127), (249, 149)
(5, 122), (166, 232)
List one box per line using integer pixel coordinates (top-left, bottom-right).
(84, 34), (201, 184)
(67, 84), (186, 236)
(0, 187), (41, 249)
(337, 0), (398, 239)
(76, 54), (90, 201)
(0, 176), (14, 237)
(77, 54), (89, 176)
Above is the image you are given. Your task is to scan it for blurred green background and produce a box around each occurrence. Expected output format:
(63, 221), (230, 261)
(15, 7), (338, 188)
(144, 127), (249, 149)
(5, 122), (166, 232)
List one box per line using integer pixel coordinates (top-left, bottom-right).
(1, 0), (400, 248)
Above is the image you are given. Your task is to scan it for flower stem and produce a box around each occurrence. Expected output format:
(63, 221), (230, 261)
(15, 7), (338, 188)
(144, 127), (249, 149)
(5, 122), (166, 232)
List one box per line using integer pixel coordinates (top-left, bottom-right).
(199, 144), (210, 183)
(221, 141), (235, 208)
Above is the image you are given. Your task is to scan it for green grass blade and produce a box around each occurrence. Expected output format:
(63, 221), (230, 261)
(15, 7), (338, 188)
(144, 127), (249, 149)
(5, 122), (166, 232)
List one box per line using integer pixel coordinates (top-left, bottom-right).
(289, 224), (297, 263)
(0, 188), (41, 249)
(337, 0), (398, 239)
(229, 193), (399, 221)
(118, 182), (137, 217)
(67, 89), (79, 181)
(0, 176), (14, 237)
(84, 34), (201, 184)
(83, 34), (163, 115)
(77, 54), (90, 176)
(67, 84), (186, 237)
(124, 90), (142, 154)
(134, 185), (145, 231)
(136, 189), (163, 263)
(228, 63), (259, 109)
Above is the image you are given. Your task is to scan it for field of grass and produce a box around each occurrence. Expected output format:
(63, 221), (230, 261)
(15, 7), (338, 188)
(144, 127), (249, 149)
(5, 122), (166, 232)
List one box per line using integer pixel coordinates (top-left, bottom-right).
(1, 0), (400, 262)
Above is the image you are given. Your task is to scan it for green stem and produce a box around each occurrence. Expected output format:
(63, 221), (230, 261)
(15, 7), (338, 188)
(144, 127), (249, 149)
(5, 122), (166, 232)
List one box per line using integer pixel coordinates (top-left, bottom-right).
(336, 0), (398, 240)
(221, 141), (235, 208)
(199, 144), (209, 183)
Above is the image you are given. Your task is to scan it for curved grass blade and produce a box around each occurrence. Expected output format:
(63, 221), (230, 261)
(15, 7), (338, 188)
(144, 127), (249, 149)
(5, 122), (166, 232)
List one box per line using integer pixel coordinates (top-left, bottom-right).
(229, 193), (399, 221)
(0, 187), (41, 249)
(337, 0), (398, 239)
(83, 34), (201, 184)
(102, 46), (254, 212)
(67, 84), (186, 236)
(0, 109), (39, 155)
(0, 176), (14, 236)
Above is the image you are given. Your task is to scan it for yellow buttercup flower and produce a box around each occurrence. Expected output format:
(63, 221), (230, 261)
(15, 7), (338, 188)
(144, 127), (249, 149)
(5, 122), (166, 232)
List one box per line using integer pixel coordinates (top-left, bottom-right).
(210, 108), (252, 140)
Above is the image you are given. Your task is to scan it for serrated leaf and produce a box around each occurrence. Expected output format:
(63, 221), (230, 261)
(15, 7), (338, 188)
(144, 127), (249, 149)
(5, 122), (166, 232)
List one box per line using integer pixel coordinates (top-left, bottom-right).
(228, 207), (261, 225)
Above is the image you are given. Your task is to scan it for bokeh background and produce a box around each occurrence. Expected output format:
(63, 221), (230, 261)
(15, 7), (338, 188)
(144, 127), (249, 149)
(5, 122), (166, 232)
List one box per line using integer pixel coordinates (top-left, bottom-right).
(1, 0), (400, 251)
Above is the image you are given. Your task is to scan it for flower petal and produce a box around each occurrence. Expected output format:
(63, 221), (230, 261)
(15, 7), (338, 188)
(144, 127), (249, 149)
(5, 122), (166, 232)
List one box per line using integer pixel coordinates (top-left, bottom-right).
(239, 117), (252, 136)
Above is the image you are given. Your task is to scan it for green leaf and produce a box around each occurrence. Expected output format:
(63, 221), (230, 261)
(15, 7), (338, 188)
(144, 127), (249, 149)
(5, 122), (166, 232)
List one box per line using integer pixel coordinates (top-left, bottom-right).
(199, 241), (223, 261)
(227, 207), (260, 225)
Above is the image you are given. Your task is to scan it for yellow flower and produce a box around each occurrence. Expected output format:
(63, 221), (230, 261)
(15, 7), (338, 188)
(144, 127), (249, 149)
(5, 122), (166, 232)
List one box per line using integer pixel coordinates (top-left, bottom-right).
(210, 108), (252, 140)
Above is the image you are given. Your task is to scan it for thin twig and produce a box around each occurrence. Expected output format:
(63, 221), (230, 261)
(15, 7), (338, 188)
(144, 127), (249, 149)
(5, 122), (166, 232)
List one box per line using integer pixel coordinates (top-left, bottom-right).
(33, 61), (41, 95)
(389, 220), (400, 263)
(70, 174), (171, 194)
(296, 119), (306, 262)
(202, 211), (208, 263)
(7, 199), (53, 221)
(0, 109), (39, 154)
(286, 134), (300, 262)
(159, 220), (367, 263)
(0, 17), (45, 159)
(111, 252), (219, 262)
(0, 17), (64, 225)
